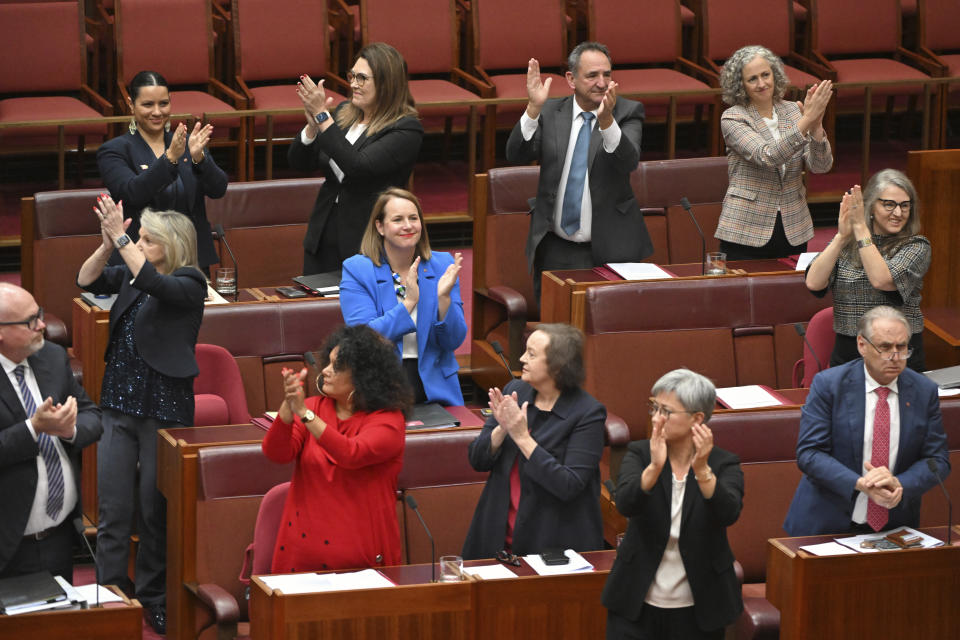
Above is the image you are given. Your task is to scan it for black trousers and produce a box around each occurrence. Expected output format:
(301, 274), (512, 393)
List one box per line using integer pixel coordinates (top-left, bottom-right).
(304, 204), (345, 275)
(719, 212), (806, 261)
(532, 232), (594, 305)
(0, 518), (75, 584)
(606, 606), (724, 640)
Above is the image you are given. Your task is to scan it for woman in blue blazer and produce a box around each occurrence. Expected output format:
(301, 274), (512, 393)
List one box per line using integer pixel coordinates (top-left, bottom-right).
(339, 188), (466, 406)
(97, 70), (227, 271)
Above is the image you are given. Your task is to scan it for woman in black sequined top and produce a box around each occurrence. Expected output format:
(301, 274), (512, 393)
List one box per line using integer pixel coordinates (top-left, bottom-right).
(78, 195), (205, 632)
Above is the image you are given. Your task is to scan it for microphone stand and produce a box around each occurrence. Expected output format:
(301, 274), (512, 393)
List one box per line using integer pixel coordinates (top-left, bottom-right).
(404, 495), (437, 582)
(680, 197), (706, 275)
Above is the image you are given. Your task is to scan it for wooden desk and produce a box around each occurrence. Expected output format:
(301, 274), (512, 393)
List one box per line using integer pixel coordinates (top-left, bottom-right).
(540, 260), (796, 325)
(249, 551), (615, 640)
(0, 586), (142, 639)
(923, 307), (960, 369)
(767, 527), (960, 639)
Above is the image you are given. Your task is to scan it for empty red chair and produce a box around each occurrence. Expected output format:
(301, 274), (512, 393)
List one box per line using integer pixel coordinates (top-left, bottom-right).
(792, 306), (835, 388)
(194, 343), (251, 426)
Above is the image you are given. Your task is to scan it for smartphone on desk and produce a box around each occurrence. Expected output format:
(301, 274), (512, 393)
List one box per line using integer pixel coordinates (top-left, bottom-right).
(277, 286), (308, 299)
(540, 549), (569, 565)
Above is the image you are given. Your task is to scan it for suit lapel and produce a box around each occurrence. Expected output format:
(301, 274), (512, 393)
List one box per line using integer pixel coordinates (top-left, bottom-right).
(373, 262), (396, 316)
(416, 261), (436, 356)
(0, 367), (27, 422)
(587, 110), (602, 166)
(894, 373), (915, 474)
(28, 352), (56, 404)
(554, 98), (573, 168)
(844, 364), (868, 472)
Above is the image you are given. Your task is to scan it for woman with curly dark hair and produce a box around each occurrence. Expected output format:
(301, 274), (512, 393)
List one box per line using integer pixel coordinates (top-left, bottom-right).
(462, 323), (607, 559)
(262, 324), (412, 572)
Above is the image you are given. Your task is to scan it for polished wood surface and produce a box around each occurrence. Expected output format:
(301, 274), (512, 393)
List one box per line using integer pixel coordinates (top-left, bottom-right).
(0, 586), (141, 639)
(923, 306), (960, 369)
(767, 527), (960, 640)
(908, 149), (960, 311)
(249, 551), (615, 640)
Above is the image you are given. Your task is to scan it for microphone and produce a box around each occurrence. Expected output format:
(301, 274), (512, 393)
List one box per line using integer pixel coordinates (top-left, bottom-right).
(72, 517), (100, 608)
(490, 341), (517, 379)
(404, 495), (437, 583)
(927, 459), (953, 546)
(680, 197), (706, 276)
(793, 323), (825, 379)
(214, 223), (239, 301)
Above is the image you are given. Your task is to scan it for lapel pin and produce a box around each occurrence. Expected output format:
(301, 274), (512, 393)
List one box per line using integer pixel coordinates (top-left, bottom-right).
(139, 164), (148, 170)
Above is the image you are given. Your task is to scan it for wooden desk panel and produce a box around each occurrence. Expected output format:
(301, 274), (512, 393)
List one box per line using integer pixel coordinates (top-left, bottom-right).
(0, 587), (141, 639)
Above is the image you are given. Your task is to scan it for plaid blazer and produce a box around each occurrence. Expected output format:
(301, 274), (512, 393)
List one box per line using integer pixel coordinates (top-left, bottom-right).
(715, 101), (832, 247)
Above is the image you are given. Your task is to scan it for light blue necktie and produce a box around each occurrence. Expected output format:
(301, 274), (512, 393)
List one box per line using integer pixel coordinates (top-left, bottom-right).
(560, 111), (595, 236)
(14, 365), (64, 519)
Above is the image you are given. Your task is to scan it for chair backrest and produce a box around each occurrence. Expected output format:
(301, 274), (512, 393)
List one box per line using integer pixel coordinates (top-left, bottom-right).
(116, 0), (213, 87)
(701, 0), (794, 62)
(801, 306), (835, 387)
(589, 0), (680, 65)
(918, 0), (960, 52)
(362, 0), (457, 74)
(473, 0), (567, 72)
(233, 0), (330, 83)
(811, 0), (901, 56)
(194, 343), (252, 425)
(0, 1), (85, 92)
(251, 481), (290, 576)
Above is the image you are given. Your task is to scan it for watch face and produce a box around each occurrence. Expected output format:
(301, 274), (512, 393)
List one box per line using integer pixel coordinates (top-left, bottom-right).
(314, 112), (330, 124)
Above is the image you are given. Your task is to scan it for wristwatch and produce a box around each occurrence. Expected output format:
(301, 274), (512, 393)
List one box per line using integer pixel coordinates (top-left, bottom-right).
(300, 409), (316, 423)
(857, 237), (873, 249)
(115, 234), (132, 249)
(313, 111), (330, 125)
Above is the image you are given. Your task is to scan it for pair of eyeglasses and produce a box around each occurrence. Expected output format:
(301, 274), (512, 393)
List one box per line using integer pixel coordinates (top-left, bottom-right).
(877, 199), (912, 213)
(495, 550), (521, 567)
(648, 398), (693, 419)
(863, 336), (913, 361)
(346, 70), (372, 87)
(0, 307), (43, 331)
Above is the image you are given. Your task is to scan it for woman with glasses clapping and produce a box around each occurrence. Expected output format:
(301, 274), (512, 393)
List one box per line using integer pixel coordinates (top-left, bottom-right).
(603, 369), (743, 640)
(805, 169), (930, 371)
(289, 42), (423, 275)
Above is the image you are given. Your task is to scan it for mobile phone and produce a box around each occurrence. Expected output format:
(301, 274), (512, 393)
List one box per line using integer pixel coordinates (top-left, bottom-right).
(277, 286), (308, 298)
(480, 408), (493, 417)
(540, 549), (569, 566)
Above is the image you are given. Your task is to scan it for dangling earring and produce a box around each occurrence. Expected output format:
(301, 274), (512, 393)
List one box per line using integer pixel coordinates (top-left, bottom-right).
(128, 118), (137, 134)
(164, 120), (171, 133)
(347, 390), (355, 408)
(315, 375), (327, 397)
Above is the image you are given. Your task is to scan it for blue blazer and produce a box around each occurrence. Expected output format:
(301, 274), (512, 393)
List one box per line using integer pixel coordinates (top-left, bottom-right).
(783, 359), (950, 536)
(97, 130), (228, 268)
(339, 252), (467, 406)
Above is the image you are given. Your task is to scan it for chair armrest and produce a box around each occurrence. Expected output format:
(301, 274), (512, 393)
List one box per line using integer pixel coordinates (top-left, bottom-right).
(676, 56), (718, 84)
(895, 46), (946, 77)
(451, 68), (489, 93)
(604, 412), (630, 447)
(188, 582), (240, 625)
(80, 85), (113, 115)
(209, 78), (248, 108)
(485, 285), (528, 319)
(792, 358), (804, 389)
(43, 312), (69, 347)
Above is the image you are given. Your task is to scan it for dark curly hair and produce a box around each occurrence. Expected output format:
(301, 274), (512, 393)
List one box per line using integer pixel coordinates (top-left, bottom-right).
(318, 324), (412, 415)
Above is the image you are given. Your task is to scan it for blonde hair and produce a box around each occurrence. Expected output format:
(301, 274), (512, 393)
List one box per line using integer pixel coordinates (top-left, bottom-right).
(140, 209), (200, 274)
(335, 42), (418, 137)
(358, 188), (432, 267)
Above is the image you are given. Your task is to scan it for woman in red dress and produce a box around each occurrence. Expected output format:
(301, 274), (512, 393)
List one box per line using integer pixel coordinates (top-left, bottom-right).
(262, 324), (412, 572)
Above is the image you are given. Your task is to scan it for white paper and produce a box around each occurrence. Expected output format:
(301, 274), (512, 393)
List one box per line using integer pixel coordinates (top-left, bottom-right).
(937, 387), (960, 397)
(259, 569), (395, 594)
(799, 541), (858, 556)
(73, 584), (125, 604)
(834, 526), (944, 553)
(795, 252), (818, 272)
(462, 564), (518, 580)
(605, 263), (673, 281)
(715, 385), (783, 409)
(523, 550), (594, 576)
(205, 285), (230, 305)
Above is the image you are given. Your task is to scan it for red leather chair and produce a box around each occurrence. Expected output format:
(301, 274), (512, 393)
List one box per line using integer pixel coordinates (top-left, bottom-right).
(792, 305), (835, 388)
(238, 481), (290, 587)
(114, 0), (247, 178)
(917, 0), (960, 147)
(587, 0), (719, 158)
(194, 343), (251, 426)
(0, 0), (111, 188)
(231, 0), (347, 179)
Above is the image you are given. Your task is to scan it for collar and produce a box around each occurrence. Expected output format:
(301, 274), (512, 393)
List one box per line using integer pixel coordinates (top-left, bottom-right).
(863, 363), (899, 396)
(0, 351), (27, 376)
(571, 100), (598, 124)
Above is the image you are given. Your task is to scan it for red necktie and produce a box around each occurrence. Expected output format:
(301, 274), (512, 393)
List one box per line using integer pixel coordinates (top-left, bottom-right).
(867, 386), (891, 532)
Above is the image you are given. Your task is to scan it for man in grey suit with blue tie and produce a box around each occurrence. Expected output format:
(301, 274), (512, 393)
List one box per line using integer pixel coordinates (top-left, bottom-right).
(0, 284), (101, 582)
(506, 41), (653, 304)
(784, 305), (949, 536)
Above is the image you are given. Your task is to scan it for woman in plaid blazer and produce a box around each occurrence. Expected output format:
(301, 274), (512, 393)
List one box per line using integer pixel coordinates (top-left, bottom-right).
(715, 46), (833, 260)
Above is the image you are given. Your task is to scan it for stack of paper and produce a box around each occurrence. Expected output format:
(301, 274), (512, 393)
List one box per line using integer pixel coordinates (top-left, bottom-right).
(259, 569), (395, 594)
(523, 550), (594, 576)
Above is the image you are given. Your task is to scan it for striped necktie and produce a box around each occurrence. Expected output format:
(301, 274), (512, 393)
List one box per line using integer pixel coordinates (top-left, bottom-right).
(14, 365), (64, 519)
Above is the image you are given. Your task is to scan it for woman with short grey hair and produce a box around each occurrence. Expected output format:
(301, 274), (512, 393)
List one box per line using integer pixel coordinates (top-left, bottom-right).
(603, 369), (743, 639)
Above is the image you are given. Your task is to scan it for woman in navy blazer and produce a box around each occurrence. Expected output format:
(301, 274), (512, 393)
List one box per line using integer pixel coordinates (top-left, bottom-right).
(462, 324), (606, 559)
(96, 70), (227, 271)
(603, 369), (743, 640)
(77, 197), (206, 634)
(291, 43), (423, 275)
(339, 188), (466, 406)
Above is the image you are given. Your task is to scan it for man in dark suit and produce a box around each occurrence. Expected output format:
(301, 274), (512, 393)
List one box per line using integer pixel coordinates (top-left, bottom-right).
(506, 41), (652, 304)
(784, 305), (949, 536)
(0, 284), (101, 582)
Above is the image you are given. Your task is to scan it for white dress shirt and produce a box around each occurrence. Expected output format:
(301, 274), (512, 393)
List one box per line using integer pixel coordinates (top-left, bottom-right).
(852, 365), (901, 524)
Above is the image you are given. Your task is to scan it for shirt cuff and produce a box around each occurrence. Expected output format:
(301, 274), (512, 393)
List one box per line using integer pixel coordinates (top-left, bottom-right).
(600, 118), (621, 153)
(519, 112), (539, 141)
(301, 126), (317, 145)
(26, 418), (37, 440)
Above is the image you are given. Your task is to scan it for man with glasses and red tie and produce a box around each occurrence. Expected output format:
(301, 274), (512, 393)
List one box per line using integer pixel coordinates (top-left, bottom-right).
(784, 305), (949, 536)
(0, 283), (101, 582)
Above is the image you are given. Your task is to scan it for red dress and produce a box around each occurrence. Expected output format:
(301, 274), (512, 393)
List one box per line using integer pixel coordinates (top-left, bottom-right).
(261, 395), (405, 573)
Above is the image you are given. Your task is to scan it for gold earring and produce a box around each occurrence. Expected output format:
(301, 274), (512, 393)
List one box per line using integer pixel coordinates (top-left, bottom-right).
(315, 375), (327, 396)
(164, 120), (171, 133)
(128, 118), (137, 134)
